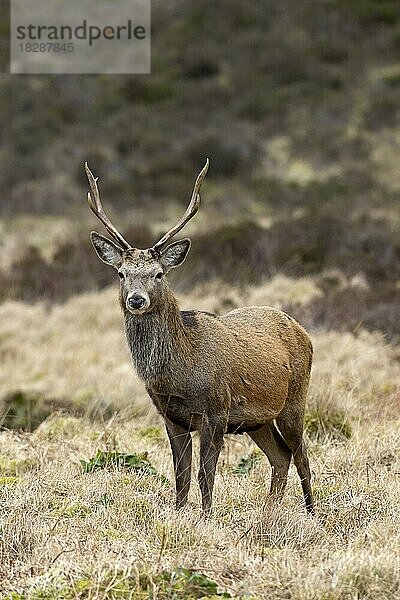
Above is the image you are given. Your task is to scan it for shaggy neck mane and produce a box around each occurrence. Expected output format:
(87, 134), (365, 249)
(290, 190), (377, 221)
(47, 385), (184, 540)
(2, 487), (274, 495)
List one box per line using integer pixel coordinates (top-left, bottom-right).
(123, 291), (191, 385)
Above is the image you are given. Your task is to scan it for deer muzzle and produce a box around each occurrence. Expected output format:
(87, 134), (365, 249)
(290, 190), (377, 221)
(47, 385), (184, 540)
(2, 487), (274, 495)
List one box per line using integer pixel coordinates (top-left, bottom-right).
(126, 292), (150, 314)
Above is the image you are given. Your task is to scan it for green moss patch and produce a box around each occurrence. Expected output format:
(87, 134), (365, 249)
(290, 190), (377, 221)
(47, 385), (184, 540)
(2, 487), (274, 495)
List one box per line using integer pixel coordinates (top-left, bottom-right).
(80, 449), (169, 484)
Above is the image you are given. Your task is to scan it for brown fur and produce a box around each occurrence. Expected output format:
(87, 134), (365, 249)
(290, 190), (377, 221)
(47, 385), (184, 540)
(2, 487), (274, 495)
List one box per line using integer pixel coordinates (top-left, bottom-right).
(89, 243), (314, 514)
(88, 181), (314, 515)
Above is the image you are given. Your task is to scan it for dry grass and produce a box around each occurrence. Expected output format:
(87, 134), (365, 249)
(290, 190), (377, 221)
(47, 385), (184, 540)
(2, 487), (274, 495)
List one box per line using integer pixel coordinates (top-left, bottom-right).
(0, 289), (148, 424)
(1, 279), (400, 598)
(2, 0), (400, 595)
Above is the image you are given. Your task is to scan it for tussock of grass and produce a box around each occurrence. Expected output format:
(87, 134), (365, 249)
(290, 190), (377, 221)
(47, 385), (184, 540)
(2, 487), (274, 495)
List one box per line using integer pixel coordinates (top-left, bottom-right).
(304, 407), (352, 442)
(251, 503), (327, 550)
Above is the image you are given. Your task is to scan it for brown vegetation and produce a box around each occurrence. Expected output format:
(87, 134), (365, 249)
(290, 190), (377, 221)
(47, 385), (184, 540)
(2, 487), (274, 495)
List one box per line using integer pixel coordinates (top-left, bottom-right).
(2, 0), (400, 596)
(0, 284), (400, 596)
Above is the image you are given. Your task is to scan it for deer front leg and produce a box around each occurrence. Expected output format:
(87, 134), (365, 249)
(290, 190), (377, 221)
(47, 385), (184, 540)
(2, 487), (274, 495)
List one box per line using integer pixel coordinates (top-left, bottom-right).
(198, 418), (225, 515)
(165, 418), (192, 509)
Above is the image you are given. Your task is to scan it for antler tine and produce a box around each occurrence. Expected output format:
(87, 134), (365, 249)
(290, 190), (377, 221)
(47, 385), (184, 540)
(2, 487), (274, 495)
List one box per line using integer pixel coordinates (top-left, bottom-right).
(152, 158), (209, 251)
(85, 162), (131, 250)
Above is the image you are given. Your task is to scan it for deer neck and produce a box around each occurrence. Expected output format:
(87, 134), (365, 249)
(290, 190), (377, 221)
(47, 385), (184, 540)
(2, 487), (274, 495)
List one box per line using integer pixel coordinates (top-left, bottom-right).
(123, 291), (191, 385)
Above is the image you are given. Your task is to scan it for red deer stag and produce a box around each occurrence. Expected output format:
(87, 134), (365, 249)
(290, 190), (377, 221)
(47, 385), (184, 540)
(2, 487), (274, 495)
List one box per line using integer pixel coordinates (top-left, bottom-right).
(85, 160), (314, 515)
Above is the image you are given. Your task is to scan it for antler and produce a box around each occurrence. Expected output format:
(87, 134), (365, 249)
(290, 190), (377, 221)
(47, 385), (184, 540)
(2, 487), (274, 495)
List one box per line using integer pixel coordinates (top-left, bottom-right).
(85, 162), (131, 250)
(152, 158), (209, 251)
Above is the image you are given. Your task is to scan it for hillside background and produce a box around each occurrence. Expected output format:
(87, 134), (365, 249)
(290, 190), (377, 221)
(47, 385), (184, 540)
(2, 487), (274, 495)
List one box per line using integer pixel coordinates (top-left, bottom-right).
(1, 1), (400, 598)
(1, 0), (400, 337)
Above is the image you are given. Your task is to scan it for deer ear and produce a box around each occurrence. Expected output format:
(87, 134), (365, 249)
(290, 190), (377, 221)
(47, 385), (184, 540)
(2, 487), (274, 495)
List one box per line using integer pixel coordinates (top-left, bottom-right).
(160, 238), (191, 271)
(90, 231), (123, 268)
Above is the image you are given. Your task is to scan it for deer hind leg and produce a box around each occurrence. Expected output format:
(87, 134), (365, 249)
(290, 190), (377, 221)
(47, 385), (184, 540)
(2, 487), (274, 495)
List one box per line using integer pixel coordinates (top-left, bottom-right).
(198, 418), (225, 515)
(165, 418), (192, 509)
(249, 422), (292, 501)
(276, 405), (314, 514)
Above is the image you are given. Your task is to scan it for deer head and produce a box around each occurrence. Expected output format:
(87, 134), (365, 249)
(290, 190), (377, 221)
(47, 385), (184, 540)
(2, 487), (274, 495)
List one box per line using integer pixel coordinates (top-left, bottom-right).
(86, 160), (209, 315)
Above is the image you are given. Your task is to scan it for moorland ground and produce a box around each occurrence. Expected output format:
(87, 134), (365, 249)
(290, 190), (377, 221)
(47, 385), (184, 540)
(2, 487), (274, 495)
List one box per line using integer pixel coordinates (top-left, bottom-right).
(0, 284), (400, 598)
(1, 0), (400, 597)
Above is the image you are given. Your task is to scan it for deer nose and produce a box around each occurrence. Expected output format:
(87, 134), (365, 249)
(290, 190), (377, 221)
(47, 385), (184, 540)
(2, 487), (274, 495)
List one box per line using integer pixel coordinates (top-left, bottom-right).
(127, 294), (146, 310)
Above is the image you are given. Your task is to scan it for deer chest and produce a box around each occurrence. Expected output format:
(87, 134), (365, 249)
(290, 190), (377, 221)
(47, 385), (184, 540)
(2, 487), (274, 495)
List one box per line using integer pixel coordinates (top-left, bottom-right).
(146, 388), (206, 431)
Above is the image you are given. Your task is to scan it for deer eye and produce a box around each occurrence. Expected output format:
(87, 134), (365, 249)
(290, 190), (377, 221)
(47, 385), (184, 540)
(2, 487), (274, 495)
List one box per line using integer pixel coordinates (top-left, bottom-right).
(118, 271), (125, 280)
(155, 271), (163, 280)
